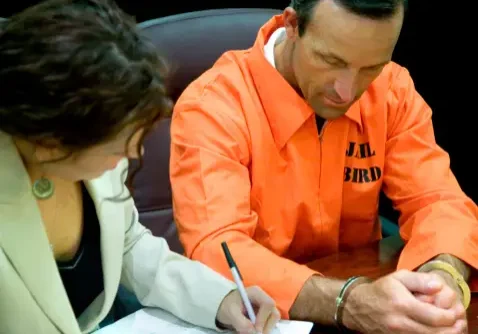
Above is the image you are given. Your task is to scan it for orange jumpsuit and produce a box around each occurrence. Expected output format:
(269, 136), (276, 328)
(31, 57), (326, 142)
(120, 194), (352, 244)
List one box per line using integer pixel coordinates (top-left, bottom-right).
(170, 15), (478, 317)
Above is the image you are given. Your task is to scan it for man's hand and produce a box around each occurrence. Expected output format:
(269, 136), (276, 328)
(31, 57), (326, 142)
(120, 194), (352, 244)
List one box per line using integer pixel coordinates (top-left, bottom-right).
(416, 270), (465, 305)
(415, 270), (468, 330)
(341, 270), (467, 334)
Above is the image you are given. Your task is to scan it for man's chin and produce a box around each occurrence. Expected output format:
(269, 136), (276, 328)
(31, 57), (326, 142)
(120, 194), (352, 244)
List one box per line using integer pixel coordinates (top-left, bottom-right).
(315, 106), (350, 120)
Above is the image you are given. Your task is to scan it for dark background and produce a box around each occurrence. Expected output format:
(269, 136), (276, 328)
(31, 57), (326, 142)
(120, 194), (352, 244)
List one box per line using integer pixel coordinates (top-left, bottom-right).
(1, 1), (473, 221)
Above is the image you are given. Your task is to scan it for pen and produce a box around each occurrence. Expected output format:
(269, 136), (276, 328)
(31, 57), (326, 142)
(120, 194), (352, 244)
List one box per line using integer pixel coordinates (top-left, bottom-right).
(221, 241), (257, 324)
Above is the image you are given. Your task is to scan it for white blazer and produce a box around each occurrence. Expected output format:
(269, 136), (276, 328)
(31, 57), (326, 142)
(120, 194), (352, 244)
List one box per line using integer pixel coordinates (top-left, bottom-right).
(0, 131), (235, 334)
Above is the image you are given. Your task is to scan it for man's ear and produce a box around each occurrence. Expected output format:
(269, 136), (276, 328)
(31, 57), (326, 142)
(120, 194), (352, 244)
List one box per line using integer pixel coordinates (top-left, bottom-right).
(283, 7), (300, 41)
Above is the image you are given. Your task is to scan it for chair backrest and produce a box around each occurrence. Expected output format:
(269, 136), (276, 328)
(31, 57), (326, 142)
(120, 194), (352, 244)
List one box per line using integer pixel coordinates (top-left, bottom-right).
(138, 8), (281, 101)
(130, 9), (280, 253)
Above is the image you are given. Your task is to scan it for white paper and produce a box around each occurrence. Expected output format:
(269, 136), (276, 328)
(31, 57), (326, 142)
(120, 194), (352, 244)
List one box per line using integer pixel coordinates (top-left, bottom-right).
(94, 308), (313, 334)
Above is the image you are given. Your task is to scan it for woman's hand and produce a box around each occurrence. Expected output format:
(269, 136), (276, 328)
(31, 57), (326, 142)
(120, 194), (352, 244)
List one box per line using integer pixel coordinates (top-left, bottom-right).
(216, 286), (281, 333)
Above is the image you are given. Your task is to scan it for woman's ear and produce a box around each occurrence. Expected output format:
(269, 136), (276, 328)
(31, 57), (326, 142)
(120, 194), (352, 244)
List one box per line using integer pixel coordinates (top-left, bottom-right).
(33, 143), (67, 163)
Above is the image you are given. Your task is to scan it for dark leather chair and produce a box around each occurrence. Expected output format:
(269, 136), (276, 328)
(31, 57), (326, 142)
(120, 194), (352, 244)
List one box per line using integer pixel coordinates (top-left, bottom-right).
(130, 9), (281, 253)
(137, 8), (281, 101)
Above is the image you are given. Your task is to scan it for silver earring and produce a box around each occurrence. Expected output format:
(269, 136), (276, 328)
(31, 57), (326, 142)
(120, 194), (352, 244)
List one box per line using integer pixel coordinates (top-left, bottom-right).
(32, 177), (55, 200)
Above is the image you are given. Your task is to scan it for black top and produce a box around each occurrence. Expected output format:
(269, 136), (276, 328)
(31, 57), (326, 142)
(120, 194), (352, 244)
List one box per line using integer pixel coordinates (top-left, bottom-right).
(57, 184), (104, 317)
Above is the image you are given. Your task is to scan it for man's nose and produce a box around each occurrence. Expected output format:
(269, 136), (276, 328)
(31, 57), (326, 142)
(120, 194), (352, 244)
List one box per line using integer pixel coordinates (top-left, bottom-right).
(333, 71), (358, 104)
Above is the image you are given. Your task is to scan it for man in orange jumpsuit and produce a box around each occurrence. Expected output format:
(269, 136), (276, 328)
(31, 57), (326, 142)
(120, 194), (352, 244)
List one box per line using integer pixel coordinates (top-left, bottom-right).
(170, 0), (477, 332)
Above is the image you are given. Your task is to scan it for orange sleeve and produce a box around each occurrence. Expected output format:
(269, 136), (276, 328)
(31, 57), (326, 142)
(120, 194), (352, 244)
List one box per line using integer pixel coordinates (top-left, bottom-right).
(170, 90), (315, 318)
(384, 67), (478, 279)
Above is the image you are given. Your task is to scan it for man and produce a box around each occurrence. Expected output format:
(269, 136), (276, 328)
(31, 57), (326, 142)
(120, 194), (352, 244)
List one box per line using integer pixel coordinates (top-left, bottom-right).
(170, 0), (477, 332)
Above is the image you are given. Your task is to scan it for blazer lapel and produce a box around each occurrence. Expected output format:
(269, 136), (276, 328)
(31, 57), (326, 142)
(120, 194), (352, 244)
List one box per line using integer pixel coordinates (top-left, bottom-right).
(78, 169), (126, 332)
(0, 133), (80, 334)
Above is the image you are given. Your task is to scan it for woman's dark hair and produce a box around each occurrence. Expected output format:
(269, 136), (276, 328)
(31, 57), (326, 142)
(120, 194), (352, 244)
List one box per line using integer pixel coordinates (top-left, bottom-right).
(0, 0), (171, 188)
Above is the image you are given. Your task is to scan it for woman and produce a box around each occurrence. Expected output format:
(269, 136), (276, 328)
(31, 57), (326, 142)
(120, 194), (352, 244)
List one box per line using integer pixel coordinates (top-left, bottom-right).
(0, 0), (280, 333)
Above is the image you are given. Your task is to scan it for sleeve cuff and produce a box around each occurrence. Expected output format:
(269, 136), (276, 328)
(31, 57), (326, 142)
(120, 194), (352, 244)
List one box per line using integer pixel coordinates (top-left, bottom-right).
(275, 265), (317, 319)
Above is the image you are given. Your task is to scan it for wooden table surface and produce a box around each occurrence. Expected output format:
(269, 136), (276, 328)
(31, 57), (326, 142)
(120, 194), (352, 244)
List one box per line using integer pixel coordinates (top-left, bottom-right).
(305, 236), (477, 333)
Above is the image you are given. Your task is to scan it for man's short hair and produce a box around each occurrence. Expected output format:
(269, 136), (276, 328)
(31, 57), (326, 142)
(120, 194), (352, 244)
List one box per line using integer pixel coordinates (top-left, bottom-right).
(289, 0), (408, 35)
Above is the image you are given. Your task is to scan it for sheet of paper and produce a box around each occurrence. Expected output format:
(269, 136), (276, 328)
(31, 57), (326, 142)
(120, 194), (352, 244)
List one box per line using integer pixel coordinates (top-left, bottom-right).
(273, 320), (314, 334)
(133, 308), (219, 333)
(133, 309), (313, 334)
(94, 308), (313, 334)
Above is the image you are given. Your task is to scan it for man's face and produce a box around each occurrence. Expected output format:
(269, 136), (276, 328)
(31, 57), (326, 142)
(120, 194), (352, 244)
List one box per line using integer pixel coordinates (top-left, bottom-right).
(284, 0), (404, 119)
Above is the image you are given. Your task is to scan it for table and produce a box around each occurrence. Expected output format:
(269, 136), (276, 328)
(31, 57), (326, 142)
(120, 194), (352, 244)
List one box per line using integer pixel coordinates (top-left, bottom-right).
(306, 236), (477, 333)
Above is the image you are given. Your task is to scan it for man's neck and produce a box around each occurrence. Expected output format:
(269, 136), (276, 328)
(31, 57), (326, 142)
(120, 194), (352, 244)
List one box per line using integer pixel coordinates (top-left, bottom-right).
(274, 38), (300, 92)
(273, 38), (326, 127)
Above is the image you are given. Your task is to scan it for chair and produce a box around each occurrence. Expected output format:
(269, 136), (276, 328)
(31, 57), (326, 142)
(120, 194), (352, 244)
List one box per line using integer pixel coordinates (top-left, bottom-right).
(130, 9), (281, 253)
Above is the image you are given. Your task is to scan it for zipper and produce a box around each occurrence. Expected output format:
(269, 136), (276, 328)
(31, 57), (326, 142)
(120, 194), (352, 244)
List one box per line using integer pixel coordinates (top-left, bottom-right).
(318, 121), (329, 190)
(316, 120), (329, 247)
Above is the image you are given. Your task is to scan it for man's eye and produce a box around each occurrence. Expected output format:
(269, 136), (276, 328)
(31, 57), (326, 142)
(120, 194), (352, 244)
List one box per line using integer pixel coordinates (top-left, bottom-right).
(318, 54), (345, 67)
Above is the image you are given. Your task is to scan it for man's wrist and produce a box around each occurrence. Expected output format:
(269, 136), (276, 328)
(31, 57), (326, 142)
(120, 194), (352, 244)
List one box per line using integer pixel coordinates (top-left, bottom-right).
(334, 276), (371, 330)
(341, 282), (370, 331)
(434, 254), (471, 281)
(289, 274), (372, 329)
(289, 275), (345, 325)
